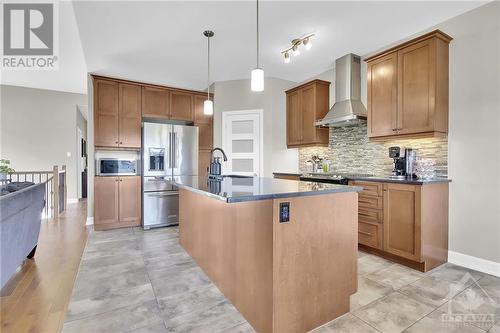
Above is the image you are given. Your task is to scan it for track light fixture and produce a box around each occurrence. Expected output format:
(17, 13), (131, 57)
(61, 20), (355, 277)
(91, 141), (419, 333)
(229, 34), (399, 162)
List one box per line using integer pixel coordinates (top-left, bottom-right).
(281, 33), (315, 64)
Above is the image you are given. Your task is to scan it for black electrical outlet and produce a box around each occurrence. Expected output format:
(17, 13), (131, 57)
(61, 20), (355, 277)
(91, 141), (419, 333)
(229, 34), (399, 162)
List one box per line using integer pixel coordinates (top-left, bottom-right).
(279, 202), (290, 223)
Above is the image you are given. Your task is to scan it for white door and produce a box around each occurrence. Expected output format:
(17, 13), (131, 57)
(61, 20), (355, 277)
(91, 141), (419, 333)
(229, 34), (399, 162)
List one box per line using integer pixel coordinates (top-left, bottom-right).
(222, 110), (263, 177)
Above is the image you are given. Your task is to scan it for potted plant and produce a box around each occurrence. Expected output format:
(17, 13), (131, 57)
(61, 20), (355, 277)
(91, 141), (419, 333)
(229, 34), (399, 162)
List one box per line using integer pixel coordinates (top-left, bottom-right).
(0, 159), (15, 181)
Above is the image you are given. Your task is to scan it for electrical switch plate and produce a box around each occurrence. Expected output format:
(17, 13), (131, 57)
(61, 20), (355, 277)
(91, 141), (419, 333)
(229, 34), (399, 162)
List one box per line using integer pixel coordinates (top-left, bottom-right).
(279, 202), (290, 223)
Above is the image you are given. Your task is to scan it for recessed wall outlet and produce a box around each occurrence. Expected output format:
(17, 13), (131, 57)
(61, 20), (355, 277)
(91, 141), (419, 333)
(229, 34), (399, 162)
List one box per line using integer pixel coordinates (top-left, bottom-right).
(279, 202), (290, 223)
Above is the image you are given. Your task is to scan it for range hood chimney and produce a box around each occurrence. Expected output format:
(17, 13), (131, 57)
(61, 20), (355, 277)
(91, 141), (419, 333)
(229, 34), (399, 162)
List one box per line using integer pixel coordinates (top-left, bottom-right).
(316, 53), (367, 127)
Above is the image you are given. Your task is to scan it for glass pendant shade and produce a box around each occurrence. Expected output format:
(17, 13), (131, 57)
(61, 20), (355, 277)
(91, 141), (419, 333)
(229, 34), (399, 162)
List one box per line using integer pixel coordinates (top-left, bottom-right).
(203, 99), (213, 115)
(251, 68), (264, 92)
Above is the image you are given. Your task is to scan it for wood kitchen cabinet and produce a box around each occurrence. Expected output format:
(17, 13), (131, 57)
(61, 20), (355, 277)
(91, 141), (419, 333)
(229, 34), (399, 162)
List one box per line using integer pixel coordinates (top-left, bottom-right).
(142, 86), (169, 119)
(94, 176), (141, 230)
(194, 94), (214, 175)
(350, 180), (449, 272)
(170, 91), (194, 121)
(119, 83), (142, 148)
(366, 30), (452, 139)
(285, 80), (330, 148)
(94, 79), (119, 147)
(93, 78), (141, 148)
(383, 183), (421, 261)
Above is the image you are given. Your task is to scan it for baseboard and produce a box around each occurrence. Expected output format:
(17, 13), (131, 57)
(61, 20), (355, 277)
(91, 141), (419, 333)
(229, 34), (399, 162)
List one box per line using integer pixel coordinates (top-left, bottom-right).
(67, 198), (79, 204)
(448, 250), (500, 277)
(86, 217), (94, 226)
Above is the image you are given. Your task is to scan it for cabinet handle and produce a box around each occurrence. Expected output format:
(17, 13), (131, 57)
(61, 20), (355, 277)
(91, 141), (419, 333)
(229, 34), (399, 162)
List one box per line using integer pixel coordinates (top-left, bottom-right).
(120, 141), (123, 144)
(115, 141), (119, 144)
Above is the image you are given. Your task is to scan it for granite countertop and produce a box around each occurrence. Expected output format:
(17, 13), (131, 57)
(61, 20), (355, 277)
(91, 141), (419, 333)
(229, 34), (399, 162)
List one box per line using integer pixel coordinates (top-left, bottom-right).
(169, 176), (362, 203)
(347, 175), (451, 185)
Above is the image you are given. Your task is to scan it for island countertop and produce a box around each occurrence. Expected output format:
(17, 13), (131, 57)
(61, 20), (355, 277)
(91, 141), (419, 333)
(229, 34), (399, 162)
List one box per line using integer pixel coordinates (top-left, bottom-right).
(169, 175), (362, 203)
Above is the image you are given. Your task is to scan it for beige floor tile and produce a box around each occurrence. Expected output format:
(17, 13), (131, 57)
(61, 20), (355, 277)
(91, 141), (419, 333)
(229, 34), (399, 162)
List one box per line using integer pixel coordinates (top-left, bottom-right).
(358, 254), (394, 276)
(399, 275), (474, 308)
(353, 291), (435, 333)
(365, 264), (425, 290)
(350, 276), (393, 311)
(404, 309), (485, 333)
(428, 263), (486, 282)
(311, 313), (379, 333)
(438, 285), (500, 331)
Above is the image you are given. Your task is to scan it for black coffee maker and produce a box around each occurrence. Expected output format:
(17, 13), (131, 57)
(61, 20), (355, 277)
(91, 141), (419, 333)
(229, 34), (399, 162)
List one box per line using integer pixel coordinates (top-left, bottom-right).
(389, 147), (406, 177)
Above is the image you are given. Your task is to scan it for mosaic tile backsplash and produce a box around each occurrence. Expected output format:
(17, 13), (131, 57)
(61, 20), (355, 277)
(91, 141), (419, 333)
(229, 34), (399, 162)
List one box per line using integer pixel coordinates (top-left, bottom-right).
(299, 123), (448, 176)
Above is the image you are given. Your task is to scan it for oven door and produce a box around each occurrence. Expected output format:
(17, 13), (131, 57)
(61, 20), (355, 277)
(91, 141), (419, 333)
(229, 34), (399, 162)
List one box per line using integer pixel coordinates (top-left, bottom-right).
(142, 191), (179, 229)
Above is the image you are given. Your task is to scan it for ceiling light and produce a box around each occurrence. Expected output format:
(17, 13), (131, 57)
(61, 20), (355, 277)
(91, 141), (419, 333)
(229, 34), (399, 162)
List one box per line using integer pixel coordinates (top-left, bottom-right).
(203, 30), (214, 115)
(284, 52), (290, 64)
(251, 0), (264, 92)
(280, 33), (315, 62)
(304, 37), (312, 50)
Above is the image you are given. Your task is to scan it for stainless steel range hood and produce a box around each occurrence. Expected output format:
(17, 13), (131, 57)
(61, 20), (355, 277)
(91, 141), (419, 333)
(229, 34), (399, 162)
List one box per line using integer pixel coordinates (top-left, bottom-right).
(316, 53), (367, 127)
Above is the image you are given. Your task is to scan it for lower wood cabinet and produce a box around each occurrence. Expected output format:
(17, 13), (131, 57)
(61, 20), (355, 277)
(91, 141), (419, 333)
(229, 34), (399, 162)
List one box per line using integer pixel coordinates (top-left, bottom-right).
(94, 176), (141, 230)
(198, 150), (212, 179)
(383, 183), (421, 261)
(350, 180), (449, 272)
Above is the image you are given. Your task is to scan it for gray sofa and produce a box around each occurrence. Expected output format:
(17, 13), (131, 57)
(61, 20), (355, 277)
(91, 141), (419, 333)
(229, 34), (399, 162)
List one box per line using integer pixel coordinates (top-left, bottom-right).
(0, 182), (45, 288)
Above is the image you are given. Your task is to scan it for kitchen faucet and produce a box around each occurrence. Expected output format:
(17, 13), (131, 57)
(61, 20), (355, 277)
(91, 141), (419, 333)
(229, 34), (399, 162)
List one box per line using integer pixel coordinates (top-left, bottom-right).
(210, 147), (228, 161)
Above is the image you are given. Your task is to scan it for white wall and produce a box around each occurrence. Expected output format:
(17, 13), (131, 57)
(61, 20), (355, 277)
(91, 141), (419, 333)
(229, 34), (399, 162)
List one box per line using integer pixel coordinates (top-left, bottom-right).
(435, 2), (500, 264)
(305, 2), (500, 265)
(0, 85), (88, 200)
(213, 78), (298, 177)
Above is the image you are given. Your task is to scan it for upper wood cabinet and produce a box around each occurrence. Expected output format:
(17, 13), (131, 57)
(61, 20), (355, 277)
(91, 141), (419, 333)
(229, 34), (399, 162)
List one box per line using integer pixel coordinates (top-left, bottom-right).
(94, 79), (119, 147)
(142, 86), (169, 119)
(366, 30), (452, 139)
(93, 78), (141, 148)
(170, 91), (194, 121)
(119, 83), (141, 148)
(285, 80), (330, 148)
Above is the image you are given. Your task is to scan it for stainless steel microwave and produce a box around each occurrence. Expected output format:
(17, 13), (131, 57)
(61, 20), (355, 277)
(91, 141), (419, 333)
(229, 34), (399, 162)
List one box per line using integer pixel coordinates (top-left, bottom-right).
(97, 158), (138, 176)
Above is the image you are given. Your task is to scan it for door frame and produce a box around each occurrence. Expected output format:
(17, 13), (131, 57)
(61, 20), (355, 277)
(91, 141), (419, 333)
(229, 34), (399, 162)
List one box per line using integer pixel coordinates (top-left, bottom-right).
(221, 109), (264, 177)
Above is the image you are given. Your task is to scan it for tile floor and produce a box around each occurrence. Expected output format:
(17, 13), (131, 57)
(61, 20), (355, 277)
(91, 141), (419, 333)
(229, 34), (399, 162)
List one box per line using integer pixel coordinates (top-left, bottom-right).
(63, 227), (500, 333)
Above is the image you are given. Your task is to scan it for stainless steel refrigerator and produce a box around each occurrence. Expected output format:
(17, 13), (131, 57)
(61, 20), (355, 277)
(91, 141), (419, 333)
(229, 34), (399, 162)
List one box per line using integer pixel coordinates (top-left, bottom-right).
(142, 122), (198, 229)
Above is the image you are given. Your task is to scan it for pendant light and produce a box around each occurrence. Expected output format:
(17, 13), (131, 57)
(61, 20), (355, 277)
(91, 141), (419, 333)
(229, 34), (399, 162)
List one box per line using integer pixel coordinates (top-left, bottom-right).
(251, 0), (264, 92)
(203, 30), (214, 115)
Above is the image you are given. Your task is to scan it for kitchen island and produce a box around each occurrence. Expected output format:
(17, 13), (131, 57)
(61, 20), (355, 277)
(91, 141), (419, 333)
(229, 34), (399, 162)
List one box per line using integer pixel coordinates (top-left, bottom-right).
(171, 176), (362, 333)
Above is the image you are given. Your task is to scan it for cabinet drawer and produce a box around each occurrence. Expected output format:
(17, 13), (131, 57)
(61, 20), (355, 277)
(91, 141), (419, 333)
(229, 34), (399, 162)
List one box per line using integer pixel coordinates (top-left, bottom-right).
(358, 221), (382, 249)
(359, 208), (383, 223)
(351, 181), (383, 197)
(359, 195), (383, 209)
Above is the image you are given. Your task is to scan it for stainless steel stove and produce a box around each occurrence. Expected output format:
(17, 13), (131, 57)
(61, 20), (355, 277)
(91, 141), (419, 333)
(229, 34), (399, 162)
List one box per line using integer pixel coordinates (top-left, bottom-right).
(299, 173), (373, 185)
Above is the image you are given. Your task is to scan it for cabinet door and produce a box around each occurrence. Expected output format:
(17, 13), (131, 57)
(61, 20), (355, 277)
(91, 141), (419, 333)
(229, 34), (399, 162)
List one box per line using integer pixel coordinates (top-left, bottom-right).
(170, 91), (194, 121)
(300, 85), (316, 144)
(198, 150), (212, 178)
(119, 83), (141, 148)
(397, 39), (435, 135)
(367, 52), (398, 138)
(194, 95), (212, 124)
(94, 177), (119, 226)
(383, 183), (421, 261)
(198, 123), (213, 150)
(118, 176), (141, 225)
(94, 79), (119, 147)
(286, 90), (301, 146)
(142, 86), (169, 119)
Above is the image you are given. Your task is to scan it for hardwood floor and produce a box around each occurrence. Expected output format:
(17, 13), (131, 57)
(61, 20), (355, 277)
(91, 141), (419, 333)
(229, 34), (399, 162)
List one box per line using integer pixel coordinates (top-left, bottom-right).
(1, 201), (89, 333)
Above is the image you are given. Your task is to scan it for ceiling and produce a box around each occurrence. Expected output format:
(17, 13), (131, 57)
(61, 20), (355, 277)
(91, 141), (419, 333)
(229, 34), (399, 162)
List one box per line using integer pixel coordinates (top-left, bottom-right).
(2, 1), (488, 94)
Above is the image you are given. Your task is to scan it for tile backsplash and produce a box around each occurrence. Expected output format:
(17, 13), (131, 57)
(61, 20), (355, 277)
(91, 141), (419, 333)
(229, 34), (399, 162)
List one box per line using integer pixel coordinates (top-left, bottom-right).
(299, 123), (448, 176)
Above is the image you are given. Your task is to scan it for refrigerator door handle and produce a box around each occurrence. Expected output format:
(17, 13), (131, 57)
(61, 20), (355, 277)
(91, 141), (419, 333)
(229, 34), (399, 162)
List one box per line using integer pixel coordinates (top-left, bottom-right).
(172, 132), (177, 168)
(168, 132), (172, 169)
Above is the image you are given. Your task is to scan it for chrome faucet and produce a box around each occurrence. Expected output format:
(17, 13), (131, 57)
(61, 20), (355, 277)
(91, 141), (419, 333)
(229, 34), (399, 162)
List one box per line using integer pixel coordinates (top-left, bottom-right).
(210, 147), (228, 162)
